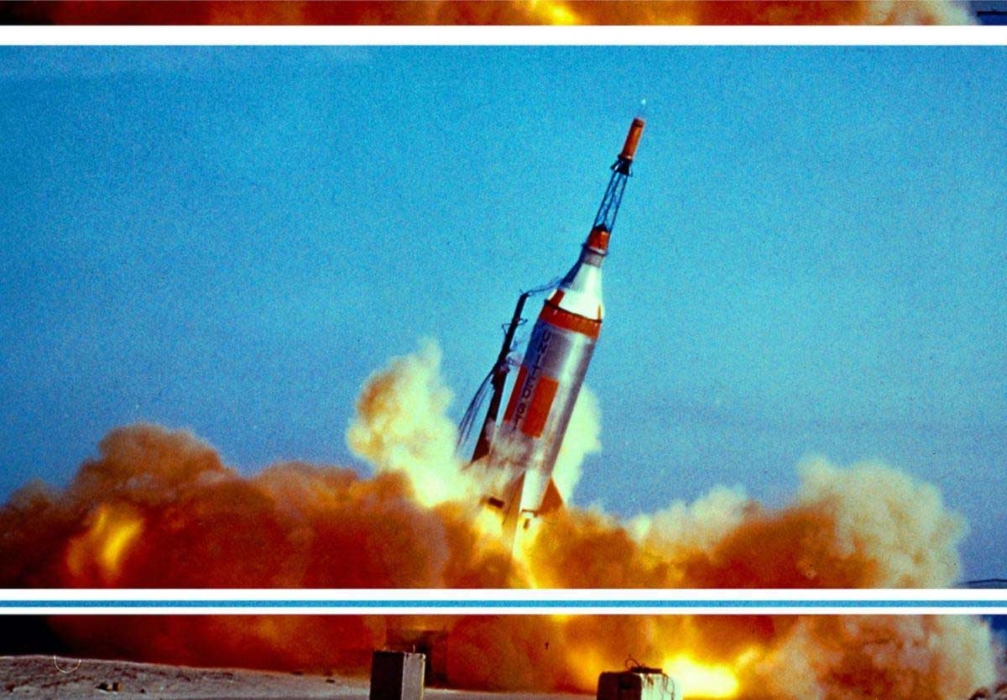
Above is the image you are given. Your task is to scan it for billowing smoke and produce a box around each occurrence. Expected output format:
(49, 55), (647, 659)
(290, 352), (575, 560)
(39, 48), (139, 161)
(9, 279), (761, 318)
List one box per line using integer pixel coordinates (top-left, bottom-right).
(346, 340), (476, 508)
(0, 343), (999, 698)
(0, 0), (975, 25)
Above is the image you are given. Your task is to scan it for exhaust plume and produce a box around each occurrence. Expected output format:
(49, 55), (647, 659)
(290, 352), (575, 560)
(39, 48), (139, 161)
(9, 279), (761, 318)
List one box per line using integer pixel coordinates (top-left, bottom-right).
(552, 383), (602, 501)
(0, 342), (998, 697)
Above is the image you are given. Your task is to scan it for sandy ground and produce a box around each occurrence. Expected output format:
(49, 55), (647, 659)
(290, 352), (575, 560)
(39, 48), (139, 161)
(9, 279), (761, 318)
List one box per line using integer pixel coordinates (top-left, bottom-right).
(5, 655), (1006, 700)
(0, 656), (591, 700)
(1, 656), (366, 699)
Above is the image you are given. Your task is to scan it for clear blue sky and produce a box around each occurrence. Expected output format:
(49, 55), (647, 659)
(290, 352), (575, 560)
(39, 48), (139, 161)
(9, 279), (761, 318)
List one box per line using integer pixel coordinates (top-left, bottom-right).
(1, 46), (1004, 580)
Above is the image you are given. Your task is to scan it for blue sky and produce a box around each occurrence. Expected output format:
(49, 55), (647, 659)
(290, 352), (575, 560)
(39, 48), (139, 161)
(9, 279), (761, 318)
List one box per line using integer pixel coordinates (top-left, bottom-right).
(1, 46), (1004, 580)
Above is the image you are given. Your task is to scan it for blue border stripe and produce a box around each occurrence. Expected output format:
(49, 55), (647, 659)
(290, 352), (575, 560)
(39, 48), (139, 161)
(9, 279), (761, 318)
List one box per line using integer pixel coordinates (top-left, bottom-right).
(1, 599), (1006, 609)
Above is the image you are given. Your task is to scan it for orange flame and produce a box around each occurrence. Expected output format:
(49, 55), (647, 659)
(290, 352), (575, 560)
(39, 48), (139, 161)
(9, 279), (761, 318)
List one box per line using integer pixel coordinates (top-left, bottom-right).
(664, 655), (740, 699)
(525, 0), (580, 24)
(65, 503), (144, 584)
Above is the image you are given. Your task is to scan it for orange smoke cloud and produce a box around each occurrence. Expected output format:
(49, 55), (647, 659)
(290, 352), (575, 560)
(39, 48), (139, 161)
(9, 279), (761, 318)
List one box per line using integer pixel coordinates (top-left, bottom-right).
(0, 0), (975, 25)
(50, 616), (386, 676)
(0, 343), (999, 696)
(447, 614), (998, 698)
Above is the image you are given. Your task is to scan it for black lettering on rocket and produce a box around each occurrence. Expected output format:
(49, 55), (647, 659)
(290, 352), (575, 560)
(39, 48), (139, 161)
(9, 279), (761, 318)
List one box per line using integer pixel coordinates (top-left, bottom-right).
(513, 326), (553, 426)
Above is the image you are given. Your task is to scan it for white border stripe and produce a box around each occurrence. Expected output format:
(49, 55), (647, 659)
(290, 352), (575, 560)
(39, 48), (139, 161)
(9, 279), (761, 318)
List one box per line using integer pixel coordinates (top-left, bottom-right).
(3, 589), (1007, 615)
(6, 606), (1007, 615)
(2, 26), (1007, 46)
(8, 589), (1007, 601)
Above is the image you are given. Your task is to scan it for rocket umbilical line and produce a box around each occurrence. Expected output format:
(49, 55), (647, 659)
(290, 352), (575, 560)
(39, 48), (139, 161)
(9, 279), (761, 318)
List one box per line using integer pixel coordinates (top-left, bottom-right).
(478, 117), (645, 541)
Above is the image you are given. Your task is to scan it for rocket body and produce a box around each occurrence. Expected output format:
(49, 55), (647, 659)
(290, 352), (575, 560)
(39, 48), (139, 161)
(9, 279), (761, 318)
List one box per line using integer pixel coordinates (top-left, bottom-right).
(485, 244), (604, 530)
(480, 117), (644, 536)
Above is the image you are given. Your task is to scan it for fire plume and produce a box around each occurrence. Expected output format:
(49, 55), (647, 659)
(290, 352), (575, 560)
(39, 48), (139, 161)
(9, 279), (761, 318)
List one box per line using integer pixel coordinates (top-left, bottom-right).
(64, 503), (144, 584)
(0, 343), (1000, 698)
(664, 655), (740, 699)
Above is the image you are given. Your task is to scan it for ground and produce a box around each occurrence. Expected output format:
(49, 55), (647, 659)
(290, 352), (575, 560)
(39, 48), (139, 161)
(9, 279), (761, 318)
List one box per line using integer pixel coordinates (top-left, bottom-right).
(0, 656), (590, 700)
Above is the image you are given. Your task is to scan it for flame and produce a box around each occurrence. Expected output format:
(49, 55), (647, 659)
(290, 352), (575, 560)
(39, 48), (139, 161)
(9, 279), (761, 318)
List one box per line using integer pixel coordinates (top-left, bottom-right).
(512, 525), (545, 588)
(65, 503), (144, 583)
(526, 0), (580, 24)
(664, 655), (740, 699)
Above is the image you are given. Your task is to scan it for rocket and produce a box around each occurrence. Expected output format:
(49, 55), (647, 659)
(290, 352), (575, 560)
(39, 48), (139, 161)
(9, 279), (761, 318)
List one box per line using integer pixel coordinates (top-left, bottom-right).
(474, 116), (645, 540)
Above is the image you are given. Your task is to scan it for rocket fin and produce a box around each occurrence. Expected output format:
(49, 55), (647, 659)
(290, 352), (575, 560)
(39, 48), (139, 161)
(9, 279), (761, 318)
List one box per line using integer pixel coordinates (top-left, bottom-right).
(488, 474), (564, 558)
(484, 473), (564, 522)
(538, 478), (564, 516)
